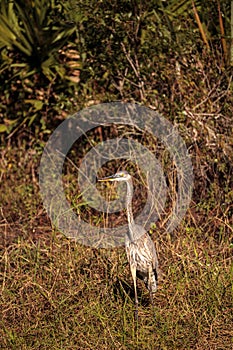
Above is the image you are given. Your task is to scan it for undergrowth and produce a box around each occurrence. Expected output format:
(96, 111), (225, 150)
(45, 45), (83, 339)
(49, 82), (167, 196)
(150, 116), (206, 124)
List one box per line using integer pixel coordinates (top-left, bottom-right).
(0, 143), (232, 350)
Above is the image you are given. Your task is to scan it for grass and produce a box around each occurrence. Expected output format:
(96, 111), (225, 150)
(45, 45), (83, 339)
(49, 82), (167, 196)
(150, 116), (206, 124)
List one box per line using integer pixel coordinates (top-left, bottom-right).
(0, 142), (233, 350)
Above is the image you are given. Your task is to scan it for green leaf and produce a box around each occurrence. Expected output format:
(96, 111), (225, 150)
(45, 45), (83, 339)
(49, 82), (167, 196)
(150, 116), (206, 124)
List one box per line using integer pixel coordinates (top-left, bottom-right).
(25, 99), (44, 111)
(0, 124), (8, 133)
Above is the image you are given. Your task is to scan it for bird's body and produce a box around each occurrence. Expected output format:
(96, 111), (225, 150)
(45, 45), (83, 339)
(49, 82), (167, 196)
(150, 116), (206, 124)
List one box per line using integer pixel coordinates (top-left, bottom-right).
(98, 170), (158, 317)
(125, 227), (158, 293)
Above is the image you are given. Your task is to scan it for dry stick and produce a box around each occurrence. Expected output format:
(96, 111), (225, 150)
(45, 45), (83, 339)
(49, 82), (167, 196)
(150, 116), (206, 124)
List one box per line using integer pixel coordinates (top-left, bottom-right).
(112, 67), (128, 97)
(217, 0), (228, 64)
(121, 42), (145, 101)
(134, 54), (146, 100)
(192, 1), (210, 51)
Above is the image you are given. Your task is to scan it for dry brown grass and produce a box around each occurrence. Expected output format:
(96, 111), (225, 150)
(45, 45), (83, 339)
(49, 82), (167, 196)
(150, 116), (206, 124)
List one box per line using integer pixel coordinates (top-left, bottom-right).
(0, 140), (232, 349)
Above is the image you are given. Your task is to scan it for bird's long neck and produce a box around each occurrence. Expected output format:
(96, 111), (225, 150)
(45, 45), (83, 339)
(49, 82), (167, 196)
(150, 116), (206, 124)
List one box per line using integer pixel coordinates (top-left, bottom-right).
(126, 179), (136, 242)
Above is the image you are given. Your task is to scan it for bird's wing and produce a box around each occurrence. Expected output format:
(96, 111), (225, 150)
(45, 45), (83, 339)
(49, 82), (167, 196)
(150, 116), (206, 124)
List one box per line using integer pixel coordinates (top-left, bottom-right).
(143, 233), (158, 269)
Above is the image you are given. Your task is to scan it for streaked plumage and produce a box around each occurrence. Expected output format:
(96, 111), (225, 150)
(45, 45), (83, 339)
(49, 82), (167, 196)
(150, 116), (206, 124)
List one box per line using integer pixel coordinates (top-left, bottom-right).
(125, 227), (158, 293)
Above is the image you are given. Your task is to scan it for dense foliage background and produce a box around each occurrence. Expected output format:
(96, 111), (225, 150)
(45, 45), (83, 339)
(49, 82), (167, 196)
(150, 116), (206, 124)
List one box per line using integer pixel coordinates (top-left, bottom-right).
(0, 1), (232, 349)
(1, 0), (232, 233)
(0, 0), (232, 134)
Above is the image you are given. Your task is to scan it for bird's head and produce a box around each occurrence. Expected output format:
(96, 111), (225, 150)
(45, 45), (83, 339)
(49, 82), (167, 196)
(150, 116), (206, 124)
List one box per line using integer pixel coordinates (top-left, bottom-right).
(98, 170), (131, 182)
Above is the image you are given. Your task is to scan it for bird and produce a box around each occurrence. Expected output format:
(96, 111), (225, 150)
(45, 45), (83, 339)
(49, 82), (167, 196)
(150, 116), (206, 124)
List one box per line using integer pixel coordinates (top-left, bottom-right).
(98, 170), (158, 319)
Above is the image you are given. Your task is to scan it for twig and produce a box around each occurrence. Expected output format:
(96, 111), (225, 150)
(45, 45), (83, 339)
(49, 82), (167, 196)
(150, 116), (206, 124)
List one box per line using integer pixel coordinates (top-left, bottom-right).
(121, 42), (145, 100)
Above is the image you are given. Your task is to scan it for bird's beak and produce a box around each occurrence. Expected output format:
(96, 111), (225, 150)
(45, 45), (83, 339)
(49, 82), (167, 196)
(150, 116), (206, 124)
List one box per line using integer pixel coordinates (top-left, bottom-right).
(98, 174), (116, 182)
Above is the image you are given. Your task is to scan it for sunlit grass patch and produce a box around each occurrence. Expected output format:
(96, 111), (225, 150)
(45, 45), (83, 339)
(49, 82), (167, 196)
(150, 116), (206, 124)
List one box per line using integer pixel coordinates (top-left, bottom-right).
(1, 223), (232, 349)
(1, 140), (233, 349)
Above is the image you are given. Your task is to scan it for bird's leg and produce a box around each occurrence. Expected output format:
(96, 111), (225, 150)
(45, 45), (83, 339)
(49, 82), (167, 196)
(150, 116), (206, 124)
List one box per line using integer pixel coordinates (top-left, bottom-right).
(148, 267), (156, 320)
(148, 268), (154, 305)
(149, 289), (154, 306)
(130, 264), (138, 321)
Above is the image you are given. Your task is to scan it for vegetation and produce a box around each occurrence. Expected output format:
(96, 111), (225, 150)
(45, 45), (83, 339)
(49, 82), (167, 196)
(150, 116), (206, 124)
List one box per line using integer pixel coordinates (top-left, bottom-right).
(0, 0), (232, 349)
